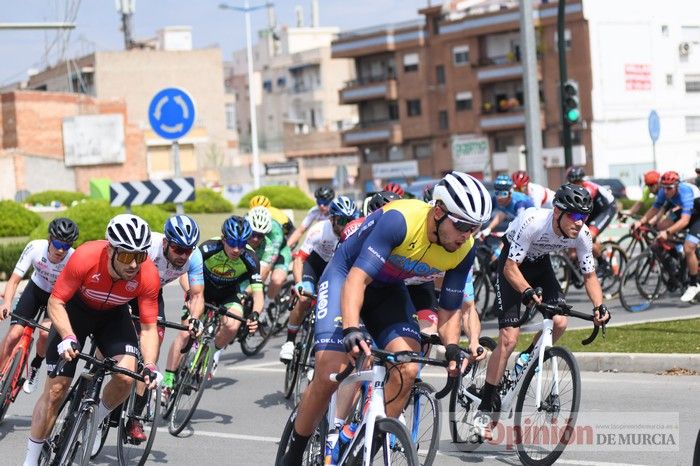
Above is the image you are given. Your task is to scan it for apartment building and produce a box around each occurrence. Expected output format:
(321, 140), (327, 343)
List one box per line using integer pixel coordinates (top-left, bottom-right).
(332, 0), (700, 191)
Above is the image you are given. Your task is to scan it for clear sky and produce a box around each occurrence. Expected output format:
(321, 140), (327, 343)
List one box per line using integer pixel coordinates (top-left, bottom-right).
(1, 0), (432, 86)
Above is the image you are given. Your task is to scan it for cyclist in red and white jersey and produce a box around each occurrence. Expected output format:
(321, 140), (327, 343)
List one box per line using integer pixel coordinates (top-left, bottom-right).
(511, 170), (555, 209)
(23, 215), (161, 466)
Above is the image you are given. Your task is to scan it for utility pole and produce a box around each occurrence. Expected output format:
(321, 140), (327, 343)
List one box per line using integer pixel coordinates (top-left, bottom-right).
(519, 0), (545, 184)
(116, 0), (135, 50)
(558, 0), (573, 168)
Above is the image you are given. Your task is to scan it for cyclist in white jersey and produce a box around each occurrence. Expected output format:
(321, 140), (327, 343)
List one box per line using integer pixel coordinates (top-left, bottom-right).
(279, 196), (356, 362)
(474, 184), (610, 440)
(0, 218), (78, 394)
(286, 186), (335, 248)
(512, 170), (555, 208)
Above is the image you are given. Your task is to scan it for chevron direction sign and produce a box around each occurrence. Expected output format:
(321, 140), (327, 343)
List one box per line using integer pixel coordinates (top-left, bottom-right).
(110, 177), (195, 207)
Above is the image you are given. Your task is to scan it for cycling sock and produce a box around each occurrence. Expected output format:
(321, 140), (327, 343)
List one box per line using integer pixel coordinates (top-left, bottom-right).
(690, 274), (698, 286)
(30, 355), (44, 369)
(478, 382), (498, 412)
(163, 370), (175, 387)
(95, 399), (112, 426)
(284, 428), (311, 466)
(286, 326), (299, 343)
(24, 437), (44, 466)
(134, 393), (148, 416)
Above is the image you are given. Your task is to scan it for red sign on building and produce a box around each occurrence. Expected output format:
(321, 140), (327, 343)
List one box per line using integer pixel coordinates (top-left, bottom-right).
(624, 64), (652, 91)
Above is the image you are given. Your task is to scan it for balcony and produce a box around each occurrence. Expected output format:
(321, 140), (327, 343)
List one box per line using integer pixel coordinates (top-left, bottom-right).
(341, 120), (402, 146)
(331, 19), (425, 59)
(476, 54), (542, 83)
(479, 111), (526, 132)
(339, 74), (398, 104)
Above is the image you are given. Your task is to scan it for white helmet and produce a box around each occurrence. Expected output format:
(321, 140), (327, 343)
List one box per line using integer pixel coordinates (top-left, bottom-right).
(105, 214), (152, 252)
(246, 206), (272, 235)
(432, 171), (492, 224)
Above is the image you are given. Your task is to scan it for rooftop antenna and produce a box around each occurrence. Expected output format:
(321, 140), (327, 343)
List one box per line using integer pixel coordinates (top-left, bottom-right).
(115, 0), (135, 49)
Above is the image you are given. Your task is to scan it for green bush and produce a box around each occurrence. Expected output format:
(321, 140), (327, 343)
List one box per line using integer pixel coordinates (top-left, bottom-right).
(24, 190), (87, 207)
(161, 188), (233, 213)
(238, 186), (314, 209)
(29, 200), (171, 246)
(0, 201), (42, 237)
(0, 242), (26, 279)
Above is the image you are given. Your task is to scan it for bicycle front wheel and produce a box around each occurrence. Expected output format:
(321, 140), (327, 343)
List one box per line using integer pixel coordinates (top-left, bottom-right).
(514, 346), (581, 466)
(598, 241), (627, 298)
(240, 321), (273, 356)
(346, 417), (419, 466)
(169, 342), (214, 436)
(619, 251), (665, 312)
(403, 381), (440, 466)
(275, 406), (327, 466)
(0, 349), (24, 423)
(118, 384), (161, 465)
(55, 405), (97, 466)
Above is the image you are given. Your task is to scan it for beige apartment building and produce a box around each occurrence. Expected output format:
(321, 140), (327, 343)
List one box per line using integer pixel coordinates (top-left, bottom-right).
(25, 27), (236, 186)
(332, 1), (593, 190)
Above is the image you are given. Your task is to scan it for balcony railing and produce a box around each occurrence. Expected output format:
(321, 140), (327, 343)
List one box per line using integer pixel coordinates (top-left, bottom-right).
(344, 71), (397, 88)
(341, 120), (402, 145)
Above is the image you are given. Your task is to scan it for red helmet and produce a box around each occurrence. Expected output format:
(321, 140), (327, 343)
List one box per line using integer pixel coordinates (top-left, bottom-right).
(383, 182), (404, 197)
(660, 171), (680, 186)
(511, 170), (530, 189)
(643, 170), (660, 186)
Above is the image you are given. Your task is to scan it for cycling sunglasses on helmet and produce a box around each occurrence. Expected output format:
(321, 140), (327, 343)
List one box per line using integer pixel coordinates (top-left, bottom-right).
(566, 212), (588, 222)
(50, 238), (72, 251)
(115, 249), (148, 265)
(223, 236), (247, 249)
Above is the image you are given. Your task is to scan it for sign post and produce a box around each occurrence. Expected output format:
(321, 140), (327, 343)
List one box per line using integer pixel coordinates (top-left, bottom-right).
(148, 87), (196, 214)
(648, 110), (660, 170)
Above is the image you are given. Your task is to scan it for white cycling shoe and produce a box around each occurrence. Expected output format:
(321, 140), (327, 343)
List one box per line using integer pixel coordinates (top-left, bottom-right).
(279, 341), (294, 363)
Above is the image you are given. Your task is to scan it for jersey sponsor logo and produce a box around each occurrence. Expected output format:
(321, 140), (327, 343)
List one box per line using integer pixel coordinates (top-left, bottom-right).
(41, 257), (47, 263)
(316, 280), (330, 319)
(90, 273), (101, 283)
(251, 273), (262, 282)
(386, 255), (439, 276)
(126, 280), (138, 292)
(333, 316), (342, 328)
(367, 246), (386, 264)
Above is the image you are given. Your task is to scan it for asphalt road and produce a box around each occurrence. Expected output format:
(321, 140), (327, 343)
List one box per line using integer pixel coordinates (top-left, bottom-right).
(0, 283), (699, 465)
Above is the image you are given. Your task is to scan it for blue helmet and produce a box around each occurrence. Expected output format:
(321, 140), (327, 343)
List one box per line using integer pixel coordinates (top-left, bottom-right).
(221, 215), (252, 243)
(494, 175), (513, 192)
(164, 215), (200, 248)
(329, 196), (356, 219)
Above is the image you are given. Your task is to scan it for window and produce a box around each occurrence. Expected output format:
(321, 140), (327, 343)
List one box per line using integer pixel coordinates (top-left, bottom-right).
(407, 99), (422, 117)
(277, 77), (286, 88)
(225, 103), (236, 130)
(553, 29), (572, 49)
(436, 65), (445, 85)
(414, 143), (432, 159)
(667, 74), (674, 86)
(685, 74), (700, 93)
(388, 146), (405, 161)
(388, 102), (399, 120)
(661, 25), (669, 36)
(453, 45), (470, 65)
(438, 110), (448, 130)
(403, 53), (419, 72)
(263, 80), (272, 92)
(364, 147), (385, 163)
(686, 116), (700, 133)
(455, 91), (473, 111)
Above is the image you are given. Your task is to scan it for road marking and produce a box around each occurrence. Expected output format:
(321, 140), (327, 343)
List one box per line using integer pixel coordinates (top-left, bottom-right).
(156, 427), (279, 443)
(436, 451), (651, 465)
(226, 361), (285, 372)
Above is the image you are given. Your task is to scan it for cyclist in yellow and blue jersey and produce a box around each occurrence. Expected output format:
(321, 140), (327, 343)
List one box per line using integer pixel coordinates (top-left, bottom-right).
(281, 172), (492, 466)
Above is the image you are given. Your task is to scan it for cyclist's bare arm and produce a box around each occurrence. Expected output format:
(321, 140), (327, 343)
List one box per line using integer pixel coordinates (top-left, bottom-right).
(341, 267), (372, 331)
(665, 213), (691, 235)
(259, 262), (272, 283)
(504, 258), (538, 300)
(637, 206), (659, 226)
(0, 272), (22, 319)
(582, 271), (603, 308)
(47, 295), (75, 339)
(139, 322), (160, 365)
(187, 284), (205, 319)
(437, 307), (463, 346)
(286, 225), (306, 248)
(483, 211), (506, 236)
(292, 255), (304, 284)
(178, 273), (190, 293)
(251, 288), (264, 314)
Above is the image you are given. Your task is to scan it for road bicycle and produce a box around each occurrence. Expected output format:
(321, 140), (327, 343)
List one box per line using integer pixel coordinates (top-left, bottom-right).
(550, 241), (627, 298)
(40, 349), (146, 466)
(283, 289), (317, 404)
(448, 294), (607, 465)
(165, 301), (257, 435)
(276, 346), (466, 466)
(0, 311), (49, 424)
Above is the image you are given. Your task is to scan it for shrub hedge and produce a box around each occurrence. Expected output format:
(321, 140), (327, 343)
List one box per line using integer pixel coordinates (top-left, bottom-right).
(0, 242), (27, 280)
(237, 186), (314, 210)
(29, 200), (171, 246)
(24, 190), (88, 207)
(0, 201), (42, 237)
(161, 188), (233, 213)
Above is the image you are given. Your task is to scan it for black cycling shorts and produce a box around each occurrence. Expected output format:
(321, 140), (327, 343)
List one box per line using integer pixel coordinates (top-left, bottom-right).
(301, 251), (328, 287)
(46, 297), (140, 378)
(407, 281), (437, 312)
(10, 280), (50, 326)
(495, 241), (563, 329)
(129, 290), (166, 340)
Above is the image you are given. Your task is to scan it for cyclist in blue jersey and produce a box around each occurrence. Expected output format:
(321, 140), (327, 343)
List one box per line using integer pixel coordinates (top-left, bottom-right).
(480, 175), (535, 238)
(634, 171), (700, 302)
(280, 172), (492, 466)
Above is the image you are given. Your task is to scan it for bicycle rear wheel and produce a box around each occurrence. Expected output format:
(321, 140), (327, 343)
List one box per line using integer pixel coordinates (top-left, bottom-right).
(293, 328), (315, 404)
(345, 417), (419, 466)
(283, 340), (301, 400)
(403, 381), (440, 466)
(617, 233), (645, 259)
(118, 384), (161, 465)
(169, 342), (214, 436)
(240, 320), (273, 356)
(275, 406), (327, 466)
(619, 252), (665, 312)
(549, 253), (571, 293)
(514, 346), (581, 466)
(598, 241), (627, 298)
(449, 336), (496, 448)
(0, 349), (24, 423)
(472, 270), (492, 321)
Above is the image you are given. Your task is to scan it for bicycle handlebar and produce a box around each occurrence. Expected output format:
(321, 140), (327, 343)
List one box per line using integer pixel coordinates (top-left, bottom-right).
(203, 302), (250, 323)
(9, 313), (51, 332)
(130, 314), (189, 331)
(50, 348), (145, 382)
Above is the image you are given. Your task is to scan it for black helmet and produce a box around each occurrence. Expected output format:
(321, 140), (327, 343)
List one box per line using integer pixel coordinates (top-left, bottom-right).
(422, 184), (435, 203)
(366, 191), (401, 215)
(48, 217), (79, 243)
(553, 184), (593, 214)
(314, 186), (335, 202)
(566, 166), (586, 182)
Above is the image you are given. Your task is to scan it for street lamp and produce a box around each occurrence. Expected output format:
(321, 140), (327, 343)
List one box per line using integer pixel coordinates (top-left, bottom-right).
(219, 1), (272, 189)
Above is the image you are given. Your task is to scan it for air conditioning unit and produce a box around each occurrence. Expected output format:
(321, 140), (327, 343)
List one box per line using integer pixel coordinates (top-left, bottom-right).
(679, 41), (692, 57)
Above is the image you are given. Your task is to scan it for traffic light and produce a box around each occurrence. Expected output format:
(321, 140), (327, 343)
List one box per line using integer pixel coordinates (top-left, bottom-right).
(562, 80), (581, 124)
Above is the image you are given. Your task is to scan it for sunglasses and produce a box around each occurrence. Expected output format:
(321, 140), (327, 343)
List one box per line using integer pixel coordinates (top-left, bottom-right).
(169, 243), (194, 256)
(446, 213), (480, 233)
(333, 216), (351, 227)
(223, 236), (247, 249)
(250, 232), (265, 241)
(317, 199), (331, 207)
(50, 238), (72, 251)
(114, 250), (148, 265)
(494, 190), (510, 198)
(566, 212), (588, 222)
(662, 185), (676, 190)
